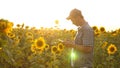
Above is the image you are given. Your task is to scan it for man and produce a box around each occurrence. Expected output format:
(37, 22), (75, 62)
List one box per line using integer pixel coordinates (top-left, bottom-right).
(63, 8), (94, 68)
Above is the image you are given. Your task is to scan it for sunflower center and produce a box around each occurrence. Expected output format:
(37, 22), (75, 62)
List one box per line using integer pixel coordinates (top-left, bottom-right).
(59, 45), (63, 49)
(110, 47), (115, 52)
(37, 40), (43, 47)
(53, 47), (57, 52)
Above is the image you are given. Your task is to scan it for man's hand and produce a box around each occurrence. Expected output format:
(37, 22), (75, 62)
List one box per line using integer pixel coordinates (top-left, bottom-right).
(62, 40), (93, 53)
(62, 40), (75, 48)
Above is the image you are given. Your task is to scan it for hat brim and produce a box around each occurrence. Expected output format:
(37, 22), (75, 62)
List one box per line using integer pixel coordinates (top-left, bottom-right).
(66, 16), (71, 20)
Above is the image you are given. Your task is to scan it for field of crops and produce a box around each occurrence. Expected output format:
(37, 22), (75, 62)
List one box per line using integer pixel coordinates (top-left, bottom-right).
(0, 19), (120, 68)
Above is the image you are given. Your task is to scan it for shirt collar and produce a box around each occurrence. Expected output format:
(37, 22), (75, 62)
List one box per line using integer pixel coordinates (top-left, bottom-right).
(78, 22), (88, 30)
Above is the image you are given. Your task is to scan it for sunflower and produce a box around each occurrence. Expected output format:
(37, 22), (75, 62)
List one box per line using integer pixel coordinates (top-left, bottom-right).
(51, 46), (58, 54)
(45, 44), (50, 51)
(3, 23), (13, 34)
(58, 43), (64, 51)
(7, 22), (14, 28)
(7, 32), (15, 38)
(25, 32), (33, 37)
(3, 28), (12, 34)
(100, 27), (106, 33)
(25, 26), (29, 29)
(107, 44), (117, 55)
(16, 24), (21, 28)
(31, 43), (44, 54)
(92, 26), (98, 31)
(35, 37), (46, 49)
(102, 41), (108, 49)
(0, 22), (7, 30)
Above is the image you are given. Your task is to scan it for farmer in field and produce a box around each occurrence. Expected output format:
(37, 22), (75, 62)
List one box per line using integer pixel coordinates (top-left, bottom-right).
(63, 8), (94, 68)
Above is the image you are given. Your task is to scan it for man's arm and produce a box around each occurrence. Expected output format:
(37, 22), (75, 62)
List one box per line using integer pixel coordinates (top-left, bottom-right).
(63, 41), (93, 53)
(73, 44), (93, 53)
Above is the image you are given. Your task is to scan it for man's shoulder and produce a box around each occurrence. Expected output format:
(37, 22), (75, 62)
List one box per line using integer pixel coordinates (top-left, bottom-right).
(83, 25), (93, 31)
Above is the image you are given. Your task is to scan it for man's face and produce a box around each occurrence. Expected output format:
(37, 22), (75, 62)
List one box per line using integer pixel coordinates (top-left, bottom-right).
(70, 17), (79, 26)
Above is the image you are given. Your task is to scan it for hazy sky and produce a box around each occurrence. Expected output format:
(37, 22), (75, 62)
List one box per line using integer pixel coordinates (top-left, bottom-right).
(0, 0), (120, 31)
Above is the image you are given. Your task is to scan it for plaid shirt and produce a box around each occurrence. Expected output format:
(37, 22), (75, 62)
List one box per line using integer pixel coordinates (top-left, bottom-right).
(74, 22), (94, 68)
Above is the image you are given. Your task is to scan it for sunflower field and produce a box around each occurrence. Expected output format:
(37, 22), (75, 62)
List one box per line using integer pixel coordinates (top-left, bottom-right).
(0, 19), (120, 68)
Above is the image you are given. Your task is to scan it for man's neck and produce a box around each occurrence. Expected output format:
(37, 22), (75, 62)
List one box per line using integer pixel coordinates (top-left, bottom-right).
(79, 18), (86, 26)
(80, 21), (86, 27)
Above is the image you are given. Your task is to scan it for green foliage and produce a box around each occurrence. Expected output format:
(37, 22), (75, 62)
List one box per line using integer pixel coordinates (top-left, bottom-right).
(0, 21), (120, 68)
(94, 31), (120, 68)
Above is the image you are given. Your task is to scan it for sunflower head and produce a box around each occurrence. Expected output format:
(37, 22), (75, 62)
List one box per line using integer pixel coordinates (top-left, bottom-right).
(51, 46), (58, 54)
(92, 26), (98, 31)
(26, 32), (33, 37)
(25, 26), (29, 29)
(107, 44), (117, 55)
(35, 37), (46, 49)
(45, 44), (50, 51)
(16, 24), (21, 28)
(102, 41), (108, 49)
(7, 22), (13, 29)
(7, 32), (15, 38)
(0, 19), (13, 34)
(58, 43), (64, 51)
(100, 27), (106, 33)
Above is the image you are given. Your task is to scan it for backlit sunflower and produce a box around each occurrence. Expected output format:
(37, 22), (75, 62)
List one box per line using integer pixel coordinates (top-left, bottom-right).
(100, 27), (106, 33)
(58, 43), (64, 51)
(25, 26), (29, 29)
(92, 26), (98, 31)
(0, 22), (8, 34)
(107, 44), (117, 55)
(7, 22), (14, 28)
(102, 41), (108, 49)
(25, 32), (33, 37)
(51, 46), (58, 54)
(16, 24), (21, 28)
(35, 37), (46, 49)
(7, 32), (15, 38)
(45, 44), (49, 51)
(0, 21), (13, 34)
(3, 28), (11, 34)
(31, 44), (44, 54)
(0, 22), (7, 30)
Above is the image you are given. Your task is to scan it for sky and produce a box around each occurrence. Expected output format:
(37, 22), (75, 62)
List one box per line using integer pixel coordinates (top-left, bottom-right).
(0, 0), (120, 31)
